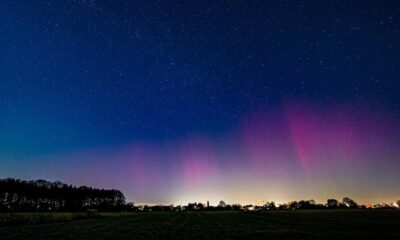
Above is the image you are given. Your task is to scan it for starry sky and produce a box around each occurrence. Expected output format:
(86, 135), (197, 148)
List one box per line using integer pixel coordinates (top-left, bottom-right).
(1, 0), (400, 205)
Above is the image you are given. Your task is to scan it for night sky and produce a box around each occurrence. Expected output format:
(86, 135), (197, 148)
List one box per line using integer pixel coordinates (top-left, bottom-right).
(1, 0), (400, 205)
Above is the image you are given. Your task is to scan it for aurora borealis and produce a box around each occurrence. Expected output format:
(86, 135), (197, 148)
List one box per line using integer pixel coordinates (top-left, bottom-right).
(1, 1), (399, 205)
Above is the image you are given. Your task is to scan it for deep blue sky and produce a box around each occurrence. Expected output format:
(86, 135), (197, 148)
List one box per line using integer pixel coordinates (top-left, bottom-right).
(0, 1), (399, 156)
(1, 1), (400, 204)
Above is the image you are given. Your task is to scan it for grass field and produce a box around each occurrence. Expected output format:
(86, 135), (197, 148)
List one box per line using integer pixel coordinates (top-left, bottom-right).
(1, 210), (400, 239)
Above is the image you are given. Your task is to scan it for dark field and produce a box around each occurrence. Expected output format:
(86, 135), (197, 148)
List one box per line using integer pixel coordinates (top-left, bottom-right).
(1, 210), (400, 240)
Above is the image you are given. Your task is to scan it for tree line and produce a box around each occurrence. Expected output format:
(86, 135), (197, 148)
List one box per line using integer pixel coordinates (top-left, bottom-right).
(129, 198), (399, 212)
(2, 178), (398, 212)
(0, 178), (125, 212)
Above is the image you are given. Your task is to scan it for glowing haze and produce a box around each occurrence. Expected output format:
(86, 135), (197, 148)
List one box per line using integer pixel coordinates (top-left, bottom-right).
(1, 1), (399, 205)
(2, 101), (399, 205)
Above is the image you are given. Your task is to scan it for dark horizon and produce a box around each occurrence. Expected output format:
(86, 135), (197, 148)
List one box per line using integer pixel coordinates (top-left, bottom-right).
(1, 177), (399, 209)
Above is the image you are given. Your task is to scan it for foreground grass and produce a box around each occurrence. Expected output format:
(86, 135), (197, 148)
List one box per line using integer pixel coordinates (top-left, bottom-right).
(1, 210), (400, 239)
(0, 212), (101, 226)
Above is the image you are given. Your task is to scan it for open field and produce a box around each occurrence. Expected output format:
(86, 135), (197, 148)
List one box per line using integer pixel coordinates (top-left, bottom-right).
(1, 210), (400, 239)
(0, 212), (101, 226)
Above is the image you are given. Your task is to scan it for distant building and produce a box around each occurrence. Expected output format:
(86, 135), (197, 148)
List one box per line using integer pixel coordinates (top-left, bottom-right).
(207, 201), (210, 208)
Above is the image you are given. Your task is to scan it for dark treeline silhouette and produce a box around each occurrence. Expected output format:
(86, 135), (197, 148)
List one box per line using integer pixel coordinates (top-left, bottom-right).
(2, 178), (399, 212)
(0, 178), (125, 212)
(127, 198), (399, 212)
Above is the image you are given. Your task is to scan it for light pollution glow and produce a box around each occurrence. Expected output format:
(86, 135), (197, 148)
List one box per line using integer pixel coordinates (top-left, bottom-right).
(1, 102), (399, 205)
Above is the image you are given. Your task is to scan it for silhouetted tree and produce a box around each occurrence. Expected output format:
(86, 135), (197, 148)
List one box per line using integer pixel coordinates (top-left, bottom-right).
(218, 200), (227, 208)
(342, 197), (358, 208)
(288, 201), (298, 209)
(231, 204), (242, 210)
(327, 199), (339, 208)
(0, 178), (125, 212)
(264, 201), (276, 210)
